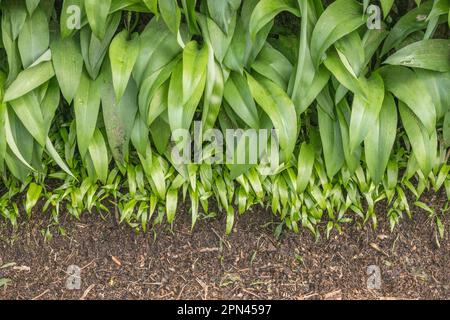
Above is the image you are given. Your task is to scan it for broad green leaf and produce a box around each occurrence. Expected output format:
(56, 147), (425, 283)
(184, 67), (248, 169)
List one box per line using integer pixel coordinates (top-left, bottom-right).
(133, 18), (182, 86)
(380, 65), (435, 134)
(381, 1), (433, 56)
(45, 137), (76, 178)
(317, 87), (344, 178)
(74, 71), (102, 158)
(4, 61), (55, 102)
(224, 72), (260, 129)
(197, 14), (236, 64)
(3, 107), (34, 171)
(349, 72), (385, 152)
(159, 0), (181, 35)
(289, 0), (330, 114)
(101, 69), (139, 168)
(9, 91), (46, 146)
(51, 36), (83, 103)
(427, 0), (450, 22)
(336, 99), (361, 173)
(297, 142), (315, 193)
(18, 7), (49, 68)
(1, 10), (23, 84)
(247, 73), (297, 161)
(398, 101), (437, 176)
(310, 0), (365, 67)
(252, 43), (293, 90)
(166, 188), (178, 223)
(249, 0), (300, 40)
(88, 128), (109, 183)
(80, 12), (121, 80)
(0, 98), (6, 172)
(415, 69), (450, 120)
(168, 41), (208, 131)
(3, 0), (28, 41)
(444, 110), (450, 147)
(201, 49), (225, 132)
(206, 0), (241, 35)
(323, 50), (367, 100)
(334, 31), (365, 77)
(224, 0), (273, 72)
(384, 39), (450, 72)
(26, 0), (40, 15)
(109, 30), (140, 100)
(380, 0), (394, 18)
(364, 93), (398, 184)
(182, 0), (200, 35)
(85, 0), (111, 39)
(25, 182), (42, 216)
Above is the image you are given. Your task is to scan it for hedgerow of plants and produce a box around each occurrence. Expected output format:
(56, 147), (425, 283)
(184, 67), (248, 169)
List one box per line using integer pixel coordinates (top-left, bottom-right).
(0, 0), (449, 238)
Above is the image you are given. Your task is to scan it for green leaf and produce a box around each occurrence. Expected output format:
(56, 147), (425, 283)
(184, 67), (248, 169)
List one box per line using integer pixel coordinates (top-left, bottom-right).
(398, 101), (437, 176)
(166, 188), (178, 223)
(45, 137), (76, 178)
(364, 93), (398, 184)
(226, 206), (235, 235)
(4, 61), (55, 102)
(252, 43), (293, 90)
(323, 50), (367, 100)
(310, 0), (365, 67)
(415, 69), (450, 120)
(9, 91), (46, 146)
(297, 142), (315, 193)
(26, 0), (41, 15)
(80, 12), (121, 80)
(168, 41), (208, 131)
(380, 65), (436, 134)
(133, 18), (181, 86)
(201, 50), (225, 132)
(317, 87), (344, 178)
(349, 72), (385, 152)
(381, 1), (433, 56)
(207, 0), (241, 35)
(85, 0), (111, 39)
(249, 0), (300, 40)
(380, 0), (394, 18)
(88, 129), (109, 183)
(159, 0), (181, 35)
(384, 39), (450, 72)
(444, 110), (450, 147)
(247, 73), (297, 161)
(74, 71), (102, 158)
(51, 36), (84, 103)
(18, 7), (49, 68)
(109, 30), (140, 100)
(101, 69), (139, 168)
(223, 72), (260, 129)
(336, 99), (362, 173)
(3, 107), (34, 171)
(25, 182), (42, 216)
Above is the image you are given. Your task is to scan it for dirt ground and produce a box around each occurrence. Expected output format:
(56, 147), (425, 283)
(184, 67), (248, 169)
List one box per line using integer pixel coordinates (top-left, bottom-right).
(0, 190), (449, 300)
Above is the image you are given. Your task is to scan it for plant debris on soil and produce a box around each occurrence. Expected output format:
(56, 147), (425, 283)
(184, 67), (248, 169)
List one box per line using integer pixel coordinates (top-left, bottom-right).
(0, 192), (449, 300)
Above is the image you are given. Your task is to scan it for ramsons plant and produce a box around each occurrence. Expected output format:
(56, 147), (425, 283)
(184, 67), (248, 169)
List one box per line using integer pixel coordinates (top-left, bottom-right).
(0, 0), (449, 238)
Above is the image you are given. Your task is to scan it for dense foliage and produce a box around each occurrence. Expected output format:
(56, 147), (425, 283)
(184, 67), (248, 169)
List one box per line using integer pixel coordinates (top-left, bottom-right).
(0, 0), (449, 238)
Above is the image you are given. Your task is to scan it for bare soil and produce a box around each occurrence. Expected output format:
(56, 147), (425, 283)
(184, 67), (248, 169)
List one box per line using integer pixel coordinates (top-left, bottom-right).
(0, 191), (449, 300)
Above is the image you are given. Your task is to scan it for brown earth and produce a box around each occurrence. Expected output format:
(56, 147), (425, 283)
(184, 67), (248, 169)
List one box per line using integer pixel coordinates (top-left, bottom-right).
(0, 191), (449, 300)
